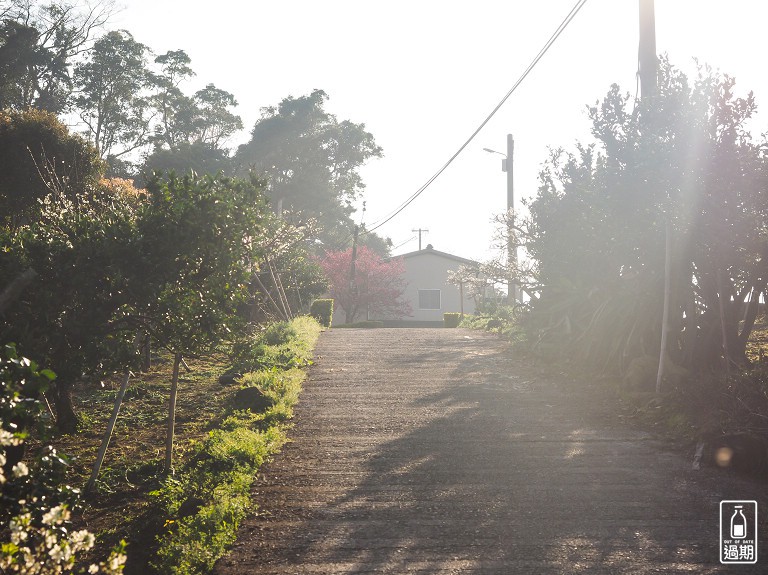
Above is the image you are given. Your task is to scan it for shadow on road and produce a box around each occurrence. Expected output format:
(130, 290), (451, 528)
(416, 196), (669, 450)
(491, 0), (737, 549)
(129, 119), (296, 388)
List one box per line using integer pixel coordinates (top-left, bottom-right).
(217, 329), (766, 574)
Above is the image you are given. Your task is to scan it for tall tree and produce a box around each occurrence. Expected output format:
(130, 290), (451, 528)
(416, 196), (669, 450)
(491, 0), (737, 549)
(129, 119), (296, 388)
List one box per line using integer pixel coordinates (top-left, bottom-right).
(187, 83), (242, 148)
(141, 141), (232, 182)
(0, 0), (113, 113)
(73, 29), (152, 165)
(235, 89), (382, 243)
(142, 50), (241, 178)
(149, 49), (196, 151)
(0, 179), (141, 432)
(134, 172), (269, 472)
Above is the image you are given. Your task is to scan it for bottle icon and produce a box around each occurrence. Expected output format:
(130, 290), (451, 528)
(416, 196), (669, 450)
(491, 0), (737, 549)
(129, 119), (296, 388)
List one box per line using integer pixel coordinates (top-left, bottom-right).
(731, 505), (747, 539)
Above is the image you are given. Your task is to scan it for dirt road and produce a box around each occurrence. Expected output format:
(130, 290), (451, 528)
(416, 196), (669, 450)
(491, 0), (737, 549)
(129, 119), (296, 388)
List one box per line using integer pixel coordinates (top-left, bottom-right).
(214, 328), (765, 574)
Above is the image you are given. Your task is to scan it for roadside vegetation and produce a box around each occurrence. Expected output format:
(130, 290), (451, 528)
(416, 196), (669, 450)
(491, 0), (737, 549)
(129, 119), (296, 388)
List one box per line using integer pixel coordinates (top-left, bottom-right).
(0, 111), (331, 573)
(457, 59), (768, 477)
(150, 317), (321, 575)
(29, 317), (321, 575)
(0, 148), (327, 572)
(1, 2), (394, 571)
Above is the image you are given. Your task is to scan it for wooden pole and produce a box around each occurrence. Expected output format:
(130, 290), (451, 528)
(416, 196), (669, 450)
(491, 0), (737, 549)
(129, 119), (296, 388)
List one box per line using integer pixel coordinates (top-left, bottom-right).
(411, 228), (429, 251)
(253, 273), (288, 321)
(346, 226), (359, 324)
(266, 257), (291, 320)
(164, 353), (183, 475)
(639, 0), (671, 395)
(506, 134), (518, 304)
(270, 261), (293, 319)
(85, 332), (141, 494)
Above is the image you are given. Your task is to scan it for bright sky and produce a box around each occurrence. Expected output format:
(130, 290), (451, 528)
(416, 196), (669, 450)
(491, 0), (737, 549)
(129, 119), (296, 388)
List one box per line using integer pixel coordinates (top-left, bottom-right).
(113, 0), (768, 261)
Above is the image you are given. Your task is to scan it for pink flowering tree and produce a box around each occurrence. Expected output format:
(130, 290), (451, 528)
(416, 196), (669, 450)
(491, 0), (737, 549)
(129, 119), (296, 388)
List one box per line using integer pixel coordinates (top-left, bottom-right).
(320, 247), (412, 324)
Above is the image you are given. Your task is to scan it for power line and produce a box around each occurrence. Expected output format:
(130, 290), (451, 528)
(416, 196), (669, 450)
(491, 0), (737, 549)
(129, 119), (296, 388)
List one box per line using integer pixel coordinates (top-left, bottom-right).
(362, 0), (590, 237)
(391, 235), (417, 251)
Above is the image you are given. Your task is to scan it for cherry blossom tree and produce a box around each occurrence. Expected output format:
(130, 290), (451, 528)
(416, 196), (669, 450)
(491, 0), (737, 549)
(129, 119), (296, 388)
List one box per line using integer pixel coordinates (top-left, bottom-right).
(320, 246), (411, 324)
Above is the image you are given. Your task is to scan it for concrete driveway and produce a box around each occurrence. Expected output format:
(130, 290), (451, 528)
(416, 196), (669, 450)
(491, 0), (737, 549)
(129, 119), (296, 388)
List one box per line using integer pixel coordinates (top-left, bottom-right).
(215, 328), (766, 574)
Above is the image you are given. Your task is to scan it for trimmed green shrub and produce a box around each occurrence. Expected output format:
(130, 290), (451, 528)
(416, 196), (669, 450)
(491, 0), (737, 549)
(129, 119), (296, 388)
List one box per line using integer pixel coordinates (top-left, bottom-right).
(263, 321), (297, 346)
(310, 299), (334, 327)
(444, 313), (462, 328)
(0, 109), (104, 227)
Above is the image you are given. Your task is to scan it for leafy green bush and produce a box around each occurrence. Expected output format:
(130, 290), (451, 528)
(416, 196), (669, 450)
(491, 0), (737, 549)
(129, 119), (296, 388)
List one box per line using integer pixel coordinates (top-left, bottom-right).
(0, 109), (104, 227)
(310, 299), (334, 327)
(153, 471), (253, 575)
(443, 313), (462, 328)
(202, 427), (271, 470)
(231, 317), (320, 372)
(459, 314), (499, 331)
(262, 321), (297, 346)
(150, 413), (285, 575)
(459, 307), (529, 348)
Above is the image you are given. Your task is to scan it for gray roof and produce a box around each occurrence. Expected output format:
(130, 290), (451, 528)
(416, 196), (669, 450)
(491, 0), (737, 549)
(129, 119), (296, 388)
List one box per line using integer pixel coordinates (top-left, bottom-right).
(397, 246), (477, 266)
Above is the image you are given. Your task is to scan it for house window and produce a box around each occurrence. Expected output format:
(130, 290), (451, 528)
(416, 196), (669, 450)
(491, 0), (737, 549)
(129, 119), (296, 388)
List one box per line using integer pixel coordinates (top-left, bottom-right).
(418, 289), (441, 310)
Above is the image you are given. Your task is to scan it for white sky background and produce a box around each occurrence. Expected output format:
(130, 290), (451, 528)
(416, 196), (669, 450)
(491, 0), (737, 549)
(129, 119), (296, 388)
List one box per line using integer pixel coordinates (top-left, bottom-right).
(113, 0), (768, 260)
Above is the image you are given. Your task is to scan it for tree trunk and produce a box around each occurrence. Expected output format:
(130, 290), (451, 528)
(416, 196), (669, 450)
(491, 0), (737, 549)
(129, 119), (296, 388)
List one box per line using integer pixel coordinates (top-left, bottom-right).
(736, 284), (766, 361)
(717, 269), (732, 375)
(0, 268), (37, 314)
(681, 286), (698, 369)
(164, 353), (182, 475)
(141, 333), (152, 372)
(53, 379), (78, 434)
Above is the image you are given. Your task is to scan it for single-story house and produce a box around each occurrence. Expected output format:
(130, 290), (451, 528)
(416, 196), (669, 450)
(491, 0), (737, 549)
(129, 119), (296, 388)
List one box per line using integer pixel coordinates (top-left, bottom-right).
(391, 245), (477, 325)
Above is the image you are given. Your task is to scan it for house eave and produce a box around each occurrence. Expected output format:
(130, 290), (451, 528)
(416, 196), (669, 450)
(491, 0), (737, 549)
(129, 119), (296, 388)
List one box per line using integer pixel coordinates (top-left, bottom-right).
(396, 247), (477, 266)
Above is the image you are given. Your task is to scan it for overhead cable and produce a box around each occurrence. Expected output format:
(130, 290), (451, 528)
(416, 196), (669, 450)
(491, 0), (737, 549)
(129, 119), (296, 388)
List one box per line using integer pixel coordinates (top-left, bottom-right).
(362, 0), (590, 236)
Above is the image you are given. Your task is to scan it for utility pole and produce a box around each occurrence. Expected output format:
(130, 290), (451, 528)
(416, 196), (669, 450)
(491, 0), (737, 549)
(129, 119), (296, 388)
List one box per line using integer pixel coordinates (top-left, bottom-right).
(638, 0), (658, 98)
(412, 228), (429, 250)
(638, 0), (668, 394)
(506, 133), (518, 304)
(484, 135), (518, 303)
(346, 225), (359, 324)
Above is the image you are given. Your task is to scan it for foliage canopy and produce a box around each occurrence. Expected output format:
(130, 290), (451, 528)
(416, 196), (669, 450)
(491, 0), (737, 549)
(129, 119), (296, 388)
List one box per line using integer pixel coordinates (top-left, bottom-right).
(520, 58), (768, 377)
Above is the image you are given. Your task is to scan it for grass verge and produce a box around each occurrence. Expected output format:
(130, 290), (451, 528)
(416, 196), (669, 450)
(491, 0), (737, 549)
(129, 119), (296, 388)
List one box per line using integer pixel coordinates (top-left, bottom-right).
(55, 316), (322, 574)
(150, 316), (321, 574)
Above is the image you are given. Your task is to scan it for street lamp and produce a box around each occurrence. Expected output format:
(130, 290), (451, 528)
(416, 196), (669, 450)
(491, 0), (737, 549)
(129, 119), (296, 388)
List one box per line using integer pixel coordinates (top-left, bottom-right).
(483, 134), (519, 304)
(483, 146), (505, 160)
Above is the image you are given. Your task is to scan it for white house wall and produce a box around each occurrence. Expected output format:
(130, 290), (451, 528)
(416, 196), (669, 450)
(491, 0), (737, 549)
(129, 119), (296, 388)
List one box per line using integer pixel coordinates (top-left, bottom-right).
(395, 251), (477, 323)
